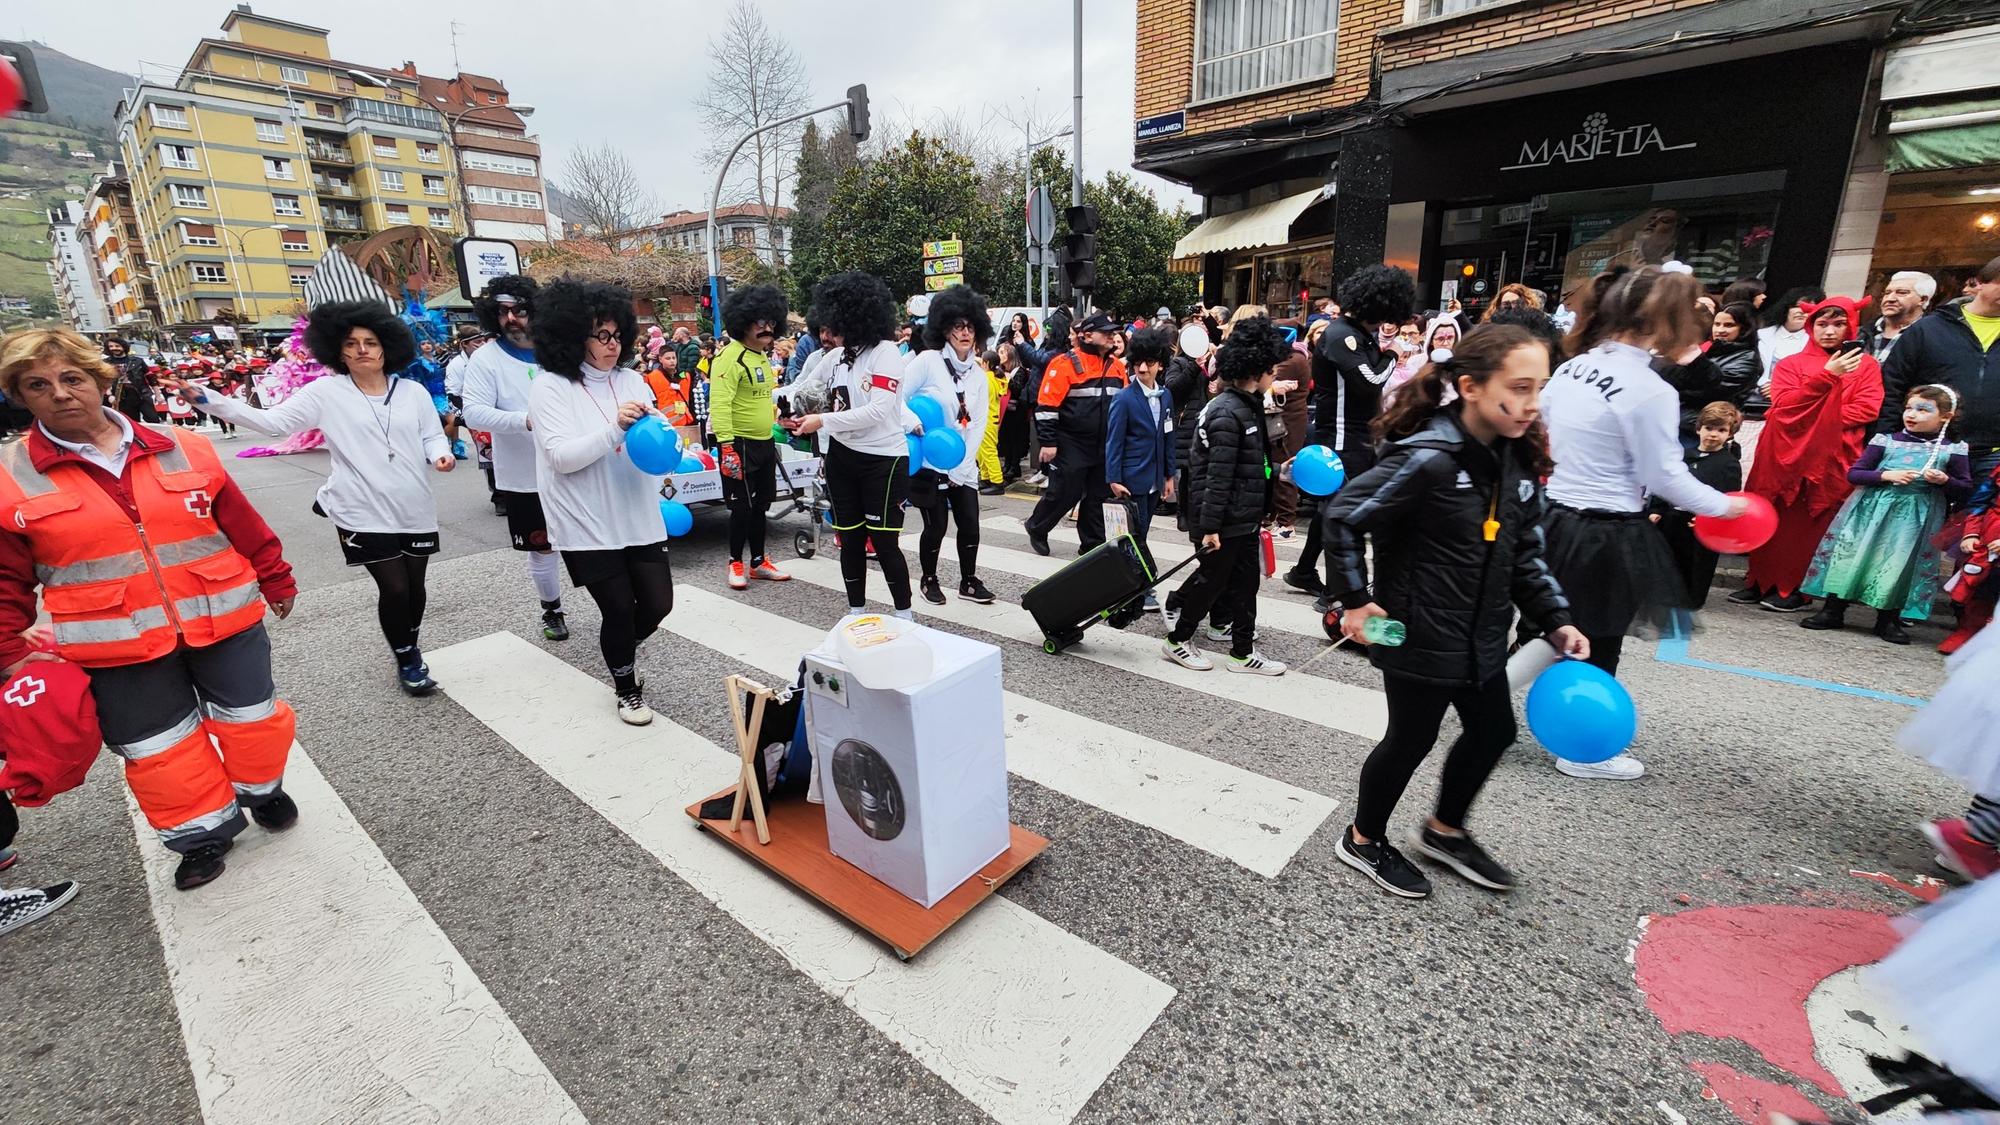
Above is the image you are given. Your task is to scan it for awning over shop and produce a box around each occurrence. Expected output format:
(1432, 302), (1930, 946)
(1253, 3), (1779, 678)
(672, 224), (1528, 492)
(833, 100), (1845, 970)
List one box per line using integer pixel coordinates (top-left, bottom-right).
(1172, 187), (1330, 260)
(1885, 96), (2000, 174)
(246, 314), (297, 333)
(425, 290), (473, 311)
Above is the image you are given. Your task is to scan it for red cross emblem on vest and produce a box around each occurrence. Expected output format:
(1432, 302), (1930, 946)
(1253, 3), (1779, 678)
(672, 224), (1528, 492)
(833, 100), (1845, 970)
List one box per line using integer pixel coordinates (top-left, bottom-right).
(184, 490), (213, 520)
(5, 676), (46, 707)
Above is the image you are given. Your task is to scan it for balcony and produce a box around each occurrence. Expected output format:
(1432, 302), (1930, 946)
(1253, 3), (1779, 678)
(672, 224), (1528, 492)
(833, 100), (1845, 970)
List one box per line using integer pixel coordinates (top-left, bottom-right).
(325, 212), (363, 231)
(305, 140), (353, 164)
(313, 179), (358, 198)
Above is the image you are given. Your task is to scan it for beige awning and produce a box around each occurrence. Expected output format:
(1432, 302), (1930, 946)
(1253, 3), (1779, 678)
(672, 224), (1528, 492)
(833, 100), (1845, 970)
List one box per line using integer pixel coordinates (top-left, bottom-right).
(1172, 187), (1330, 259)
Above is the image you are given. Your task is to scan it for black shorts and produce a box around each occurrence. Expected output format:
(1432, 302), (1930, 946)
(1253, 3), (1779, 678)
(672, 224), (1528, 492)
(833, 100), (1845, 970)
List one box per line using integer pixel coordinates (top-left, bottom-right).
(721, 437), (779, 513)
(561, 541), (671, 587)
(337, 528), (441, 567)
(826, 440), (909, 532)
(498, 490), (551, 551)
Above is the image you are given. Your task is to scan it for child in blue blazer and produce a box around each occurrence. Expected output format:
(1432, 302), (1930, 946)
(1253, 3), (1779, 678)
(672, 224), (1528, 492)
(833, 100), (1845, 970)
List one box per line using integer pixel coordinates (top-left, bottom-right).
(1106, 328), (1179, 611)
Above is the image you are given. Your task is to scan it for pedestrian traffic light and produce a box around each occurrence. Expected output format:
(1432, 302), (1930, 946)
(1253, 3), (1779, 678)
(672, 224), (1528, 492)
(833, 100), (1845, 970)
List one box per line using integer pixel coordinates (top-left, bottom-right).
(1060, 204), (1099, 294)
(0, 42), (50, 116)
(846, 84), (870, 144)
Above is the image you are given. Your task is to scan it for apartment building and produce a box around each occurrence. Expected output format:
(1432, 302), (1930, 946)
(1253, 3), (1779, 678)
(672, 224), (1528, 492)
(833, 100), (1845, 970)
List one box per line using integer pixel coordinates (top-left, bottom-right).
(47, 200), (113, 333)
(411, 69), (552, 243)
(1135, 0), (2000, 318)
(627, 205), (794, 265)
(77, 163), (165, 331)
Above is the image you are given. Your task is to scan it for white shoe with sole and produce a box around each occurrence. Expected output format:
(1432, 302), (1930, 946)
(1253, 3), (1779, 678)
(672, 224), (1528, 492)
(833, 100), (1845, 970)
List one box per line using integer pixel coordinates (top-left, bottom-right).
(1160, 639), (1213, 671)
(1555, 754), (1646, 780)
(1225, 651), (1286, 676)
(616, 690), (654, 726)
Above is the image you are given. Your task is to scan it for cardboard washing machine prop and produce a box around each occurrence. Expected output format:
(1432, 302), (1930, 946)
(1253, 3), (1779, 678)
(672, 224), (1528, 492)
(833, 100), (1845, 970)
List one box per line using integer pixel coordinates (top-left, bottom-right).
(687, 615), (1046, 960)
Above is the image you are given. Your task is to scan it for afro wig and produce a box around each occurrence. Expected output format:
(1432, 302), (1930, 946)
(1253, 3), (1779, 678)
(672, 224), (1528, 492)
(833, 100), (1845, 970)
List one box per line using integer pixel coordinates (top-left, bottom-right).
(305, 299), (416, 375)
(920, 284), (993, 352)
(1335, 264), (1418, 329)
(530, 279), (638, 380)
(808, 271), (898, 348)
(1484, 305), (1565, 361)
(1213, 316), (1290, 386)
(722, 284), (789, 342)
(474, 274), (540, 336)
(1125, 326), (1174, 368)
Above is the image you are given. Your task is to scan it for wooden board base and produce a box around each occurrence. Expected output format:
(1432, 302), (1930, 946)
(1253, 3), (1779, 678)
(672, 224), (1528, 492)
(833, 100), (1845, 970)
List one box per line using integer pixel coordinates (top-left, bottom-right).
(687, 788), (1048, 960)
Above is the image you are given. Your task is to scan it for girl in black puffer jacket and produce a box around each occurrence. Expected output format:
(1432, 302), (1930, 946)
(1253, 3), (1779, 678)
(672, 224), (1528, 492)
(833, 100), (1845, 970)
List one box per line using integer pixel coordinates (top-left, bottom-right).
(1321, 325), (1591, 901)
(1160, 317), (1287, 676)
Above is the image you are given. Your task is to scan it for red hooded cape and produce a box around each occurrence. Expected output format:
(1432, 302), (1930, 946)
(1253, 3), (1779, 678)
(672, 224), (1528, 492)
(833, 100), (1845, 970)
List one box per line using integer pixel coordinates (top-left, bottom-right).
(1744, 297), (1885, 514)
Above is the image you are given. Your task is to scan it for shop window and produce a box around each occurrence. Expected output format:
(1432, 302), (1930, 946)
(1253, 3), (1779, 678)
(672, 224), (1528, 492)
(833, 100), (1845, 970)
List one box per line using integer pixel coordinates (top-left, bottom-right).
(1195, 0), (1336, 103)
(1252, 243), (1334, 319)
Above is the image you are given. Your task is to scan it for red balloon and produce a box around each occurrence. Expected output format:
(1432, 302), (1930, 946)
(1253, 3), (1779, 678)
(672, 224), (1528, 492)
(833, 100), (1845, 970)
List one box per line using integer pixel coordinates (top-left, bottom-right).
(0, 59), (21, 120)
(1693, 491), (1778, 554)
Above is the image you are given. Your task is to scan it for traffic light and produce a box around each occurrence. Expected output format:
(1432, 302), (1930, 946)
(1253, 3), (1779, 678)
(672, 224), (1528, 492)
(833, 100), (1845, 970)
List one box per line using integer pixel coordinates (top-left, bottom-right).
(846, 84), (870, 144)
(1061, 204), (1099, 293)
(0, 42), (50, 115)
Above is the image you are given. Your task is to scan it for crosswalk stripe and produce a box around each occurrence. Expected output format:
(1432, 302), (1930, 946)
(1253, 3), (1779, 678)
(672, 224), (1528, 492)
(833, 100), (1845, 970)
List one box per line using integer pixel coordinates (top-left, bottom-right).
(967, 541), (1329, 640)
(428, 631), (1173, 1125)
(127, 746), (588, 1125)
(983, 515), (1306, 567)
(668, 584), (1340, 876)
(783, 555), (1387, 744)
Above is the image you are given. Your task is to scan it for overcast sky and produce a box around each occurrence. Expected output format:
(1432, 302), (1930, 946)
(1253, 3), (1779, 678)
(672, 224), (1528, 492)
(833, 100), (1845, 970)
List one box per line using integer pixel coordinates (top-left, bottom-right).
(8, 0), (1198, 216)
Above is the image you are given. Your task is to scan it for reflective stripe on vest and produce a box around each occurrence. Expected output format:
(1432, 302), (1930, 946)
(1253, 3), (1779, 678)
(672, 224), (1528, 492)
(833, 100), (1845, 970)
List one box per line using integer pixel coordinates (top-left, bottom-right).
(160, 800), (243, 842)
(108, 708), (203, 761)
(204, 696), (277, 724)
(174, 579), (262, 625)
(1063, 386), (1114, 399)
(32, 532), (232, 587)
(55, 604), (171, 648)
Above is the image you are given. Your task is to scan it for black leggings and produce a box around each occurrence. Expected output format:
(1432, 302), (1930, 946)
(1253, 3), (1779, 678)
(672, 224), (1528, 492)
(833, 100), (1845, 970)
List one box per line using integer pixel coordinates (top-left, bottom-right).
(826, 442), (911, 611)
(363, 554), (430, 657)
(575, 548), (674, 692)
(841, 527), (911, 611)
(1353, 672), (1515, 842)
(917, 482), (980, 581)
(1165, 532), (1260, 658)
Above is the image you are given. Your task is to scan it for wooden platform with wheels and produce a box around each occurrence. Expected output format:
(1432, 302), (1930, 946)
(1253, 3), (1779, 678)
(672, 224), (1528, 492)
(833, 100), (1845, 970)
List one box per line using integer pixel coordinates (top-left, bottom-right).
(687, 790), (1048, 960)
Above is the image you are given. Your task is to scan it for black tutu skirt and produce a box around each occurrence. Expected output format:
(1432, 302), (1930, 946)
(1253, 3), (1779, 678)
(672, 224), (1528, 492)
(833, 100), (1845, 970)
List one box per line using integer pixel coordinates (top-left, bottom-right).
(1540, 504), (1690, 639)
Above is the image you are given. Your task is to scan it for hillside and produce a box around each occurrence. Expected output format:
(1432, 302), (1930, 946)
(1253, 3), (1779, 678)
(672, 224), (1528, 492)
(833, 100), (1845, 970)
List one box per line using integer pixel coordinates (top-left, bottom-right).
(0, 42), (133, 313)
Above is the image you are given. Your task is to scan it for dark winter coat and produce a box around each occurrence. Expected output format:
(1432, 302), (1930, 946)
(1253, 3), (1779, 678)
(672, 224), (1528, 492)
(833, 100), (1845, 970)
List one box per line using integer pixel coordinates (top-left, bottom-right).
(1880, 300), (2000, 448)
(1309, 313), (1392, 474)
(1104, 380), (1176, 497)
(1186, 386), (1272, 539)
(1662, 341), (1761, 437)
(1323, 408), (1573, 686)
(1162, 353), (1207, 473)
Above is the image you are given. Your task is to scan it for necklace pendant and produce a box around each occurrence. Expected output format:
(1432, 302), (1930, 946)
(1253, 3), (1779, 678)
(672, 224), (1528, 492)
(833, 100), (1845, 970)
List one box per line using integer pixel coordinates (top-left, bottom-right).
(389, 451), (397, 462)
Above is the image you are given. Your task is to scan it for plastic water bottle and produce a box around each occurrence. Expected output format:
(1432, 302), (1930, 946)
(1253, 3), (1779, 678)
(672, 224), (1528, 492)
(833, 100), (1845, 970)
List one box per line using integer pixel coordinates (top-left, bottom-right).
(1362, 617), (1407, 646)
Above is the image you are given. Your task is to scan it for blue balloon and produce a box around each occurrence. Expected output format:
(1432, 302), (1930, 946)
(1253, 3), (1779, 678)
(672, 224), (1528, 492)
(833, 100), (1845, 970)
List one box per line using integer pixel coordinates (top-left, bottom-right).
(659, 499), (694, 537)
(906, 431), (925, 475)
(907, 394), (947, 433)
(923, 427), (967, 470)
(625, 416), (681, 474)
(1292, 445), (1346, 496)
(677, 451), (705, 474)
(1525, 660), (1637, 764)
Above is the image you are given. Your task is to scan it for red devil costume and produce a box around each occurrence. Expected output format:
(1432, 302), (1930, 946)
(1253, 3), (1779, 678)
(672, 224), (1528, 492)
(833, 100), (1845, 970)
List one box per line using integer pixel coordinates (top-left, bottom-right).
(1744, 296), (1886, 599)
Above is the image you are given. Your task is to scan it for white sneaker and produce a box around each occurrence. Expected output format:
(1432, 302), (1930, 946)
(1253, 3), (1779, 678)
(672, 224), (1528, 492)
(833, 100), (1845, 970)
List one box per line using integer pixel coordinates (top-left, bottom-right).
(1161, 603), (1181, 633)
(1161, 639), (1213, 671)
(1226, 651), (1287, 676)
(1555, 754), (1646, 780)
(1205, 622), (1232, 642)
(616, 689), (653, 726)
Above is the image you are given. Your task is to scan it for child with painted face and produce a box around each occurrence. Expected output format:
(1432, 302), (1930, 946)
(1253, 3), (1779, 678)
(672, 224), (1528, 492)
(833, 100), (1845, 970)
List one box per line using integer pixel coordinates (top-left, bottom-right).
(1800, 385), (1973, 643)
(1321, 325), (1588, 900)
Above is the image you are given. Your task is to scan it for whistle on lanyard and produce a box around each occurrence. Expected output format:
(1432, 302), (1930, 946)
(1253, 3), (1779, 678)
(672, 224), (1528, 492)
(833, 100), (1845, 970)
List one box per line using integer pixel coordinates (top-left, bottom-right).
(1482, 487), (1500, 543)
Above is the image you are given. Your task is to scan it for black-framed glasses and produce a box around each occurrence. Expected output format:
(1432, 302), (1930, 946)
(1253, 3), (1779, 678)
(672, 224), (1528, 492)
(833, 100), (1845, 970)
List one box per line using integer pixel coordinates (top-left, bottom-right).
(588, 329), (621, 346)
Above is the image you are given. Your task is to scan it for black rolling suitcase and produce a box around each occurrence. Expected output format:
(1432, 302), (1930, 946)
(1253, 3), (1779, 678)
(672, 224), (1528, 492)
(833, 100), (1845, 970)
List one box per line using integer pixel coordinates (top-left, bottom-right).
(1021, 527), (1201, 654)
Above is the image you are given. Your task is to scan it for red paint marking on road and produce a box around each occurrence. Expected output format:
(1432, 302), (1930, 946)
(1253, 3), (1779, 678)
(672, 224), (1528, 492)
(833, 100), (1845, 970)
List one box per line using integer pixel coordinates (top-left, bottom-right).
(1846, 869), (1945, 903)
(1634, 905), (1898, 1097)
(1690, 1062), (1825, 1125)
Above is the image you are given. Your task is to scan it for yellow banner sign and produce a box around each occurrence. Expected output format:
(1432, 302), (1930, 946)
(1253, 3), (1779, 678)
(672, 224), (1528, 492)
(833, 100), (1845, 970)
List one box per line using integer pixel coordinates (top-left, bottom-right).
(922, 239), (963, 259)
(923, 273), (965, 292)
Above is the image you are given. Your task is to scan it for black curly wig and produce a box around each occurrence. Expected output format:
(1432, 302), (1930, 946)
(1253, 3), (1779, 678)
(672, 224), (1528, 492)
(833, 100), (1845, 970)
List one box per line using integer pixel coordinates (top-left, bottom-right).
(1485, 305), (1565, 362)
(807, 271), (898, 349)
(1213, 316), (1289, 386)
(722, 284), (789, 342)
(1125, 326), (1174, 368)
(305, 299), (416, 375)
(474, 274), (539, 336)
(530, 279), (637, 380)
(920, 285), (993, 352)
(1335, 264), (1418, 329)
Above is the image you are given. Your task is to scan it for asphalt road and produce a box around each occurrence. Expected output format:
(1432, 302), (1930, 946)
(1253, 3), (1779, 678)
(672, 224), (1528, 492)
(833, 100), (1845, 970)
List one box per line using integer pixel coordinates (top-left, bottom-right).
(0, 426), (1975, 1125)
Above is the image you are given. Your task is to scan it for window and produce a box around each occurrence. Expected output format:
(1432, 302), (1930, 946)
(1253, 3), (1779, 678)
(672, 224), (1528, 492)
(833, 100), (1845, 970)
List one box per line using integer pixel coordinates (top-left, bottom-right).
(344, 98), (444, 131)
(279, 229), (310, 252)
(289, 267), (313, 288)
(280, 65), (308, 83)
(172, 184), (209, 208)
(1409, 0), (1511, 16)
(179, 223), (218, 246)
(468, 185), (541, 209)
(429, 210), (453, 229)
(271, 193), (303, 217)
(149, 104), (189, 129)
(373, 138), (400, 158)
(416, 143), (441, 164)
(191, 262), (227, 284)
(264, 157), (294, 181)
(732, 227), (754, 247)
(422, 175), (445, 196)
(385, 88), (404, 102)
(255, 118), (286, 143)
(158, 143), (198, 170)
(335, 75), (355, 94)
(379, 170), (405, 192)
(1194, 0), (1337, 103)
(385, 204), (411, 225)
(462, 150), (537, 177)
(314, 102), (336, 119)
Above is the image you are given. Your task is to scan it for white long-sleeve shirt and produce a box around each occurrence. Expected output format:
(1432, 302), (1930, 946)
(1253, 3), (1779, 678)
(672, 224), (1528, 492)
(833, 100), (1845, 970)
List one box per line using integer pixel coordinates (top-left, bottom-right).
(1756, 324), (1807, 387)
(459, 339), (540, 493)
(1542, 341), (1733, 517)
(527, 363), (667, 551)
(813, 342), (914, 458)
(901, 347), (989, 487)
(193, 374), (449, 533)
(444, 352), (469, 398)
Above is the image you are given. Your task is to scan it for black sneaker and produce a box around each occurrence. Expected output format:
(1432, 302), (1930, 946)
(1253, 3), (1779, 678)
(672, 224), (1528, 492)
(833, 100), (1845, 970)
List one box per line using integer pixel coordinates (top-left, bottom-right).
(174, 841), (232, 892)
(541, 607), (570, 642)
(249, 791), (299, 832)
(491, 497), (508, 518)
(1760, 591), (1812, 613)
(920, 575), (946, 605)
(1725, 586), (1763, 605)
(1335, 828), (1431, 899)
(1282, 567), (1325, 595)
(1800, 604), (1847, 630)
(0, 881), (79, 936)
(1875, 614), (1912, 646)
(1411, 826), (1517, 891)
(959, 576), (996, 604)
(1026, 533), (1051, 557)
(978, 483), (1005, 496)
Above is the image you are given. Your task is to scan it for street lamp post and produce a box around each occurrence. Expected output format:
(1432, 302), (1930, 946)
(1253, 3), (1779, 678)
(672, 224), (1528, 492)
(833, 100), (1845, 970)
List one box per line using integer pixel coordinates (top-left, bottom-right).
(443, 103), (536, 241)
(174, 218), (286, 327)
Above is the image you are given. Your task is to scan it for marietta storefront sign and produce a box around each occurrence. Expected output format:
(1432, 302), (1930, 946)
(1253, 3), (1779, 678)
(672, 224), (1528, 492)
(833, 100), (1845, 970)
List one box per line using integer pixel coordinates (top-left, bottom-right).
(1502, 112), (1696, 172)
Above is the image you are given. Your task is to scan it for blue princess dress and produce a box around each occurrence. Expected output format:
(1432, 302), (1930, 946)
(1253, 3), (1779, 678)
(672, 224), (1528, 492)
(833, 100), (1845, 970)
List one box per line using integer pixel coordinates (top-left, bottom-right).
(1803, 431), (1971, 619)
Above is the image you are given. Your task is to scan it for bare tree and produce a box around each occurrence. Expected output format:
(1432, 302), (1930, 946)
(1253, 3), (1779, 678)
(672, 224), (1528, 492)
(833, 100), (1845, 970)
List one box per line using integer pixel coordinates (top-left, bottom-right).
(696, 0), (809, 264)
(557, 142), (656, 247)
